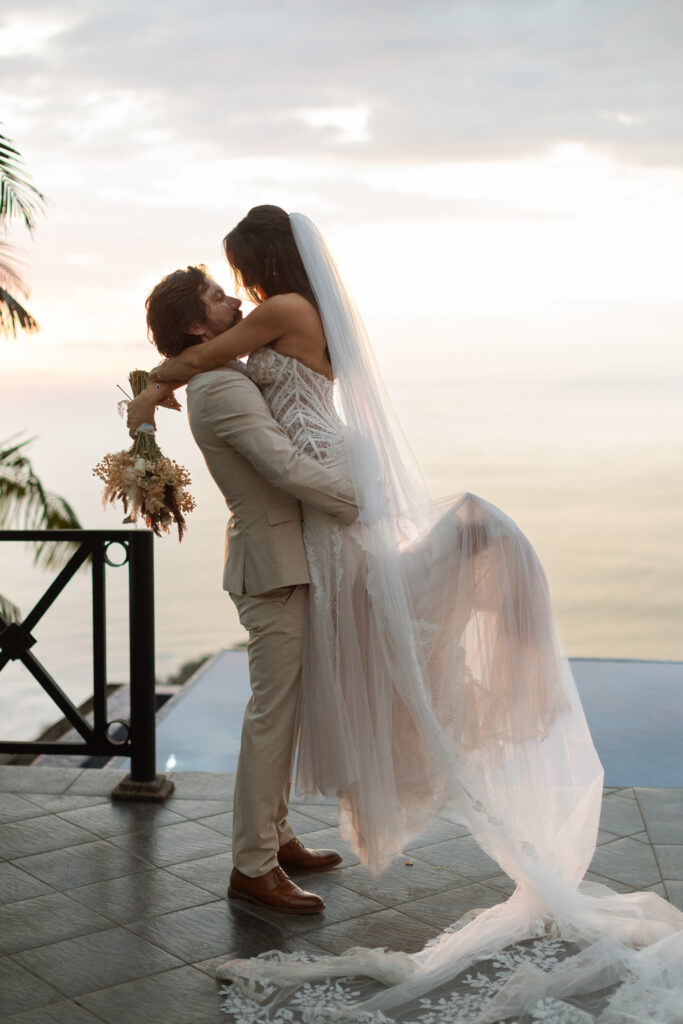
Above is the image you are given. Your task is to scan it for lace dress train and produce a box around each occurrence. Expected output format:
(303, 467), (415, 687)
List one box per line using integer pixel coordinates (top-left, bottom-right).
(215, 345), (683, 1023)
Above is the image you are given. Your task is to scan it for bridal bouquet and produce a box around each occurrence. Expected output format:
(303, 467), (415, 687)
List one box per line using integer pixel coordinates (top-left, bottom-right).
(93, 369), (196, 540)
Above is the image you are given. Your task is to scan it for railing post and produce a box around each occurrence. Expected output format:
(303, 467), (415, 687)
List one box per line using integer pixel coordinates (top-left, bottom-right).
(111, 531), (174, 802)
(91, 539), (107, 744)
(129, 531), (156, 782)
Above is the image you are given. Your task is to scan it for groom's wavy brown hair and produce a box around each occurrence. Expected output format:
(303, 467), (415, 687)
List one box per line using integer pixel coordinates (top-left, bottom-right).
(145, 265), (210, 358)
(223, 205), (320, 314)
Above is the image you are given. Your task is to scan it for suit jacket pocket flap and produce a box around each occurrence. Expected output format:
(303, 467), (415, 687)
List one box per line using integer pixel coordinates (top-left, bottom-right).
(266, 506), (302, 526)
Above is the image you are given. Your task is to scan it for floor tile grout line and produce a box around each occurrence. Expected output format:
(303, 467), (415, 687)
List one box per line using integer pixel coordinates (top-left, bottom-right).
(71, 995), (111, 1024)
(103, 841), (235, 872)
(119, 889), (227, 932)
(292, 904), (440, 955)
(0, 862), (60, 902)
(0, 884), (121, 917)
(16, 790), (108, 809)
(632, 789), (668, 889)
(0, 812), (49, 827)
(114, 916), (221, 965)
(0, 914), (120, 958)
(11, 930), (189, 1002)
(48, 813), (128, 844)
(57, 868), (221, 927)
(228, 896), (407, 937)
(6, 843), (161, 886)
(585, 869), (643, 892)
(152, 861), (231, 900)
(390, 881), (513, 916)
(633, 789), (652, 845)
(57, 769), (86, 793)
(31, 963), (195, 1014)
(394, 849), (496, 881)
(594, 827), (653, 847)
(191, 819), (234, 839)
(6, 947), (83, 1005)
(327, 868), (483, 908)
(1, 833), (102, 860)
(47, 811), (197, 843)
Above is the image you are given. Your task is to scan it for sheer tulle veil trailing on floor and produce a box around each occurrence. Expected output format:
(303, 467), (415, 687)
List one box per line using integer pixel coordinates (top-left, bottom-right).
(216, 214), (683, 1022)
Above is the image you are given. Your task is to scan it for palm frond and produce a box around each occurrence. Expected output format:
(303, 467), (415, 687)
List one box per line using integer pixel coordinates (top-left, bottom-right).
(0, 241), (31, 295)
(0, 593), (21, 624)
(0, 436), (36, 462)
(0, 286), (39, 336)
(33, 493), (84, 570)
(0, 435), (82, 571)
(0, 130), (46, 234)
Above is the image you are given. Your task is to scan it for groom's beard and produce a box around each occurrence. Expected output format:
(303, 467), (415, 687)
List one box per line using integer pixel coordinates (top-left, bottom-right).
(205, 308), (242, 339)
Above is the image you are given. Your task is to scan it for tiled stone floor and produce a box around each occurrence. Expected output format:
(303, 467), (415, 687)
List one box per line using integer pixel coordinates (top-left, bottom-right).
(0, 766), (681, 1023)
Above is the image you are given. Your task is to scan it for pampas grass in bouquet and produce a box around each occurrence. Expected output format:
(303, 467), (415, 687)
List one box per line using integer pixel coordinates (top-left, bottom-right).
(93, 369), (195, 540)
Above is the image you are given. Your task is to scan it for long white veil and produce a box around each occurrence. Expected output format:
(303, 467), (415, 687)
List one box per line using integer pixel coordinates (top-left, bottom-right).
(217, 214), (683, 1022)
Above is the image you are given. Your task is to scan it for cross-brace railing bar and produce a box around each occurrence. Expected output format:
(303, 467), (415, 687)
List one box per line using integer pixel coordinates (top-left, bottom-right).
(0, 530), (173, 799)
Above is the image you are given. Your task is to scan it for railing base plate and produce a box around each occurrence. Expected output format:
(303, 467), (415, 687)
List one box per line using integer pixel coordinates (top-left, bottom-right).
(111, 773), (175, 803)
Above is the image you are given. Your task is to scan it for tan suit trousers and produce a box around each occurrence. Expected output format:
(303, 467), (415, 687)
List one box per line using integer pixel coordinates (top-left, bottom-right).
(230, 584), (307, 877)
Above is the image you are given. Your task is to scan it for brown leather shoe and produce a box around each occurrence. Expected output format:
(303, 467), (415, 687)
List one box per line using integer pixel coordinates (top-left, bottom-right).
(228, 866), (325, 914)
(277, 836), (343, 872)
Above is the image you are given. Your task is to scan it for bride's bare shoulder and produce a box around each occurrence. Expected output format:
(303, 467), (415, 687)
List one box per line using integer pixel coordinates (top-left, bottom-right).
(261, 293), (324, 344)
(260, 292), (320, 326)
(261, 294), (329, 373)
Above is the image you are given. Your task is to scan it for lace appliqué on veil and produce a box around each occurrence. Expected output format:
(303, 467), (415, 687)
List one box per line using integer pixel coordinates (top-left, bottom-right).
(218, 939), (598, 1023)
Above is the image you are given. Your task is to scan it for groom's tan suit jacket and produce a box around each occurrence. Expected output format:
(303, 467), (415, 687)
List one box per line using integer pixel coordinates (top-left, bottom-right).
(186, 362), (357, 877)
(186, 363), (358, 595)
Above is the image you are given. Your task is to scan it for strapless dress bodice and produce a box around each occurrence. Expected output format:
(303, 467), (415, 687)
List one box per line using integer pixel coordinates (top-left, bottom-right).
(247, 346), (346, 466)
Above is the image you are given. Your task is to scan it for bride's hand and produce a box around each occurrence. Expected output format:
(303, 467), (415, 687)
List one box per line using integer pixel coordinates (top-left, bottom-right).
(158, 390), (182, 411)
(149, 360), (187, 386)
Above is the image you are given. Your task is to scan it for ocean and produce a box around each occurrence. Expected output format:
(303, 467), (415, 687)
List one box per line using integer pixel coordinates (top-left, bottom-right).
(2, 306), (682, 742)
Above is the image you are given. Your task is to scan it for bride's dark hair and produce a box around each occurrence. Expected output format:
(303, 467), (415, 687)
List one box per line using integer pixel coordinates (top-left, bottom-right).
(223, 205), (320, 313)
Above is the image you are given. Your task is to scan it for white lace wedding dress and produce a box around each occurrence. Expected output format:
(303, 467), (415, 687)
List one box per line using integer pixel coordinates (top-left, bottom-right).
(215, 344), (683, 1023)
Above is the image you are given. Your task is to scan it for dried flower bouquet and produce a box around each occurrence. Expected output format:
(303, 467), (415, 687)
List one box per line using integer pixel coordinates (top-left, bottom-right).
(93, 369), (195, 540)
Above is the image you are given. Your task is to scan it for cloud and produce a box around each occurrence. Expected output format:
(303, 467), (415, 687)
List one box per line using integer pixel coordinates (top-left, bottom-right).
(3, 0), (683, 171)
(3, 0), (682, 344)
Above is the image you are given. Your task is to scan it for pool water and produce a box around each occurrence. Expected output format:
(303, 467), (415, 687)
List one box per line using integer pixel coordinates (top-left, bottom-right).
(155, 652), (683, 787)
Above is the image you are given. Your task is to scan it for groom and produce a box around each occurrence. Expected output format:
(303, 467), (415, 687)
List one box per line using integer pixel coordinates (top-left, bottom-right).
(135, 265), (358, 913)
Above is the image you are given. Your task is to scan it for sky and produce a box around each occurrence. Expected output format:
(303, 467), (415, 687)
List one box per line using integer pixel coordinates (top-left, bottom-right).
(2, 0), (683, 381)
(1, 0), (683, 665)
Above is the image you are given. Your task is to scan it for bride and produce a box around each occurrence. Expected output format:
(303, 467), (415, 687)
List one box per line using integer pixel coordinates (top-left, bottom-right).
(135, 206), (683, 1022)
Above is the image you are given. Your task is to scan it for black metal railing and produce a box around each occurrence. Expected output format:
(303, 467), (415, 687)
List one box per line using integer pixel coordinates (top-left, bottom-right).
(0, 530), (158, 785)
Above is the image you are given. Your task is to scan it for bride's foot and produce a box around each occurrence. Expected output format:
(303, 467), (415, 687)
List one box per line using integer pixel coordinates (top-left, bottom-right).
(228, 866), (325, 914)
(277, 836), (343, 872)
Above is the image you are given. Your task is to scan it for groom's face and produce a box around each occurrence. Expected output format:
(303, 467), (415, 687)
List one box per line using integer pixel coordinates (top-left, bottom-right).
(195, 279), (242, 339)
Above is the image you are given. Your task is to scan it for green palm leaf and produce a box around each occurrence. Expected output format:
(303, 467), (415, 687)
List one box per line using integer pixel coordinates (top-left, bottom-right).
(0, 243), (39, 333)
(0, 436), (82, 571)
(0, 130), (46, 234)
(0, 286), (39, 336)
(0, 241), (29, 293)
(0, 128), (45, 337)
(0, 593), (20, 624)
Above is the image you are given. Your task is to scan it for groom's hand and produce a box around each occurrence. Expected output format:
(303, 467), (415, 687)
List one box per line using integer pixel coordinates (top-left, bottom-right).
(126, 381), (182, 437)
